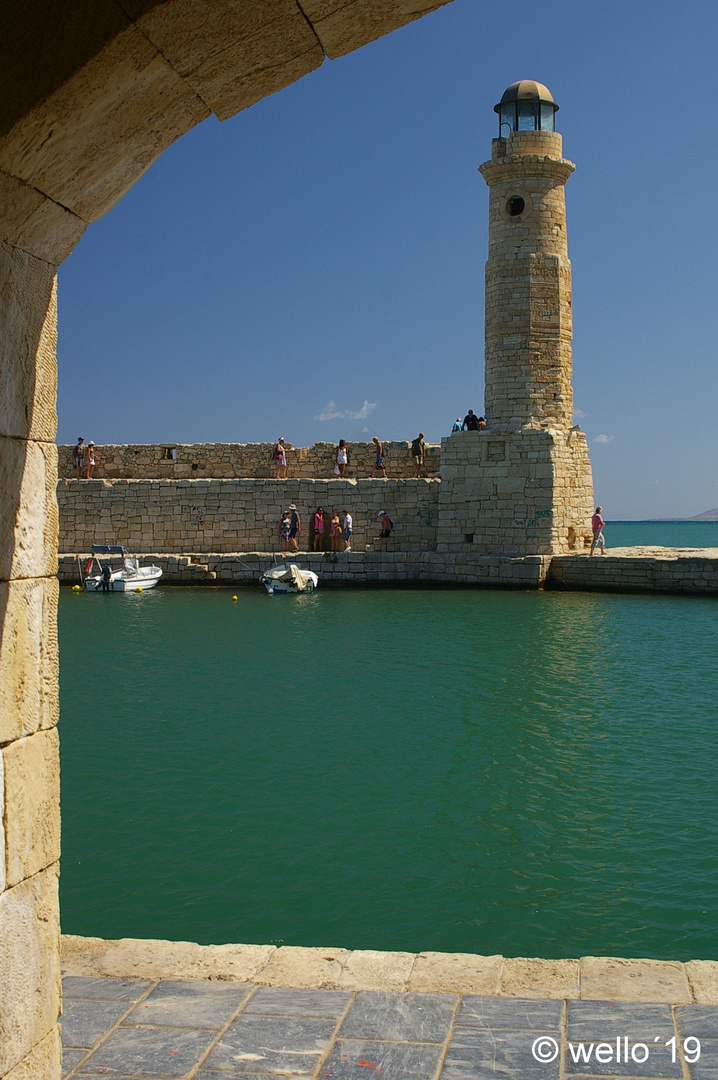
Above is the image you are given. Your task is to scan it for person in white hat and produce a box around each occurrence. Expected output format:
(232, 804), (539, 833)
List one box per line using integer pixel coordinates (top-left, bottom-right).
(378, 509), (393, 551)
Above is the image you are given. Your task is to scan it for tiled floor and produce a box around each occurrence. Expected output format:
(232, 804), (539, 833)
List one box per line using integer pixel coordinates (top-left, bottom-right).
(61, 976), (718, 1079)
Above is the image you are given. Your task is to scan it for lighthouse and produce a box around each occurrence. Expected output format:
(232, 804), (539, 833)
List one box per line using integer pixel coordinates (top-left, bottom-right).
(437, 81), (594, 555)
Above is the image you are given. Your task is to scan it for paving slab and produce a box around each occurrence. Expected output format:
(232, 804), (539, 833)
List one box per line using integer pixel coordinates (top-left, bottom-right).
(77, 1026), (217, 1076)
(338, 989), (456, 1043)
(62, 976), (153, 1001)
(61, 1047), (89, 1076)
(243, 987), (352, 1020)
(202, 1014), (336, 1074)
(455, 994), (564, 1031)
(567, 1000), (675, 1042)
(442, 1027), (560, 1079)
(123, 979), (252, 1029)
(60, 998), (131, 1048)
(320, 1039), (443, 1079)
(676, 1006), (718, 1039)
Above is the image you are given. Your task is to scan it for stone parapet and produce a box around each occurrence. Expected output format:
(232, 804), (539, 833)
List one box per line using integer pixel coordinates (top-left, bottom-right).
(58, 440), (441, 481)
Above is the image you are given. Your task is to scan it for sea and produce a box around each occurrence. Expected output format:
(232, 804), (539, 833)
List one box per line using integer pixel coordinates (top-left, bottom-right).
(58, 521), (718, 960)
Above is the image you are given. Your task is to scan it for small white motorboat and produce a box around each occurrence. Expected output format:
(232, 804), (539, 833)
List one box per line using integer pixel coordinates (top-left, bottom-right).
(82, 545), (163, 592)
(260, 563), (318, 595)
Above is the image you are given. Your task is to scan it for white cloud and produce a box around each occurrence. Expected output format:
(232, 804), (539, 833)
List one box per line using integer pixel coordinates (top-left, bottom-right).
(594, 434), (614, 444)
(572, 408), (587, 419)
(349, 400), (377, 420)
(314, 399), (378, 422)
(314, 400), (345, 422)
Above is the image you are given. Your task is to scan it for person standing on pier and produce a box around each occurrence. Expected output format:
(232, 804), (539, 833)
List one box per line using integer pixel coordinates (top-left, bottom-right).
(288, 504), (301, 552)
(372, 436), (386, 477)
(590, 507), (606, 556)
(411, 433), (425, 477)
(74, 437), (86, 478)
(86, 442), (97, 479)
(274, 437), (287, 479)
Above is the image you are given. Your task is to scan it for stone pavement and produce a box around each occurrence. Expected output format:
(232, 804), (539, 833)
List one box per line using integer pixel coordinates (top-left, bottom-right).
(61, 976), (718, 1079)
(59, 938), (718, 1079)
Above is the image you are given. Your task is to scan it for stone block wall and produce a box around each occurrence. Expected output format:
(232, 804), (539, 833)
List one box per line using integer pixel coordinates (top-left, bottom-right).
(57, 478), (440, 554)
(58, 440), (441, 481)
(437, 429), (594, 555)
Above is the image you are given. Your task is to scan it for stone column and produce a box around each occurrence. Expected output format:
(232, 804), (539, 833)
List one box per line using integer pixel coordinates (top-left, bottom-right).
(0, 244), (62, 1077)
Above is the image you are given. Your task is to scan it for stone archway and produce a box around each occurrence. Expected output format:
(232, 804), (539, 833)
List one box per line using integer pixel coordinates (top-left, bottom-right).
(0, 3), (451, 1075)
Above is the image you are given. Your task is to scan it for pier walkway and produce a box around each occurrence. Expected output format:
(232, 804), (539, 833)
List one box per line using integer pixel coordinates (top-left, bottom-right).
(60, 937), (718, 1079)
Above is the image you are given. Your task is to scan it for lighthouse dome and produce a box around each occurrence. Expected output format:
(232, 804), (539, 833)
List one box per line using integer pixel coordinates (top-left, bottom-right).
(494, 80), (559, 136)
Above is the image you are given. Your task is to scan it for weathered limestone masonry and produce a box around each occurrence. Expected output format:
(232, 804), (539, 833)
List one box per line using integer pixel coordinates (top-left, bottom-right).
(0, 2), (452, 1075)
(436, 86), (595, 556)
(57, 478), (440, 553)
(57, 549), (718, 595)
(58, 440), (440, 480)
(58, 550), (551, 588)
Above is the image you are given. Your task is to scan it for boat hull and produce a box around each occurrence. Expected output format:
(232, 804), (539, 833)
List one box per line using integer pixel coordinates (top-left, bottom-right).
(85, 567), (162, 592)
(260, 564), (318, 595)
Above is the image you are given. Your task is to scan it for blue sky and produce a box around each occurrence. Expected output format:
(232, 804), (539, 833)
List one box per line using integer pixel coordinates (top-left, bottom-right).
(57, 0), (718, 519)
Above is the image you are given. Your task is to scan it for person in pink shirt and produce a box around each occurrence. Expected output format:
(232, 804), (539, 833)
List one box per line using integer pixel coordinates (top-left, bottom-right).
(590, 506), (606, 556)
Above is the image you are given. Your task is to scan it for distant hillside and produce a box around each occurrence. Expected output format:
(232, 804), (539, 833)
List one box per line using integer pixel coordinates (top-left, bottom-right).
(689, 509), (718, 521)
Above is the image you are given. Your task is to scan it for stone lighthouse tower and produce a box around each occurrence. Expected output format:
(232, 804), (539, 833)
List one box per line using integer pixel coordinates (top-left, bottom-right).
(437, 80), (594, 555)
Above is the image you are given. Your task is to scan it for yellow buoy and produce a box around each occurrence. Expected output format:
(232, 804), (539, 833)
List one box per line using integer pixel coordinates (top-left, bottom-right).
(72, 584), (81, 592)
(232, 595), (238, 601)
(137, 587), (143, 592)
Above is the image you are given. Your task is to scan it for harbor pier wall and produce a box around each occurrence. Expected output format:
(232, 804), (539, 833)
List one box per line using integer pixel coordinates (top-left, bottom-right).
(57, 550), (718, 596)
(57, 478), (440, 554)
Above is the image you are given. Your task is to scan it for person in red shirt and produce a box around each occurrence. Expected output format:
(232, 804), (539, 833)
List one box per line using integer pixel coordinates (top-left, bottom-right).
(590, 506), (606, 555)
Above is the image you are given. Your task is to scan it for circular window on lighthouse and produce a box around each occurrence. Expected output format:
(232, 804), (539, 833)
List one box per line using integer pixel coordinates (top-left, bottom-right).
(500, 189), (532, 222)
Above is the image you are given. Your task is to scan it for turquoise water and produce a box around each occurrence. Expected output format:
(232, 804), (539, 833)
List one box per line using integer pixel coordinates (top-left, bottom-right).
(605, 520), (718, 548)
(59, 568), (718, 960)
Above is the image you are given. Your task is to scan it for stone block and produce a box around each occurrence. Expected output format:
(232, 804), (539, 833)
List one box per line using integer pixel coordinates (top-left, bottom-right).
(501, 956), (579, 999)
(0, 436), (58, 579)
(0, 170), (87, 265)
(301, 0), (450, 58)
(60, 934), (275, 982)
(579, 956), (692, 1004)
(250, 945), (351, 988)
(128, 0), (324, 122)
(0, 750), (4, 893)
(0, 866), (61, 1076)
(3, 727), (60, 888)
(2, 1027), (61, 1080)
(337, 950), (415, 991)
(0, 577), (59, 743)
(0, 245), (57, 441)
(686, 960), (718, 1004)
(0, 26), (210, 222)
(410, 951), (502, 994)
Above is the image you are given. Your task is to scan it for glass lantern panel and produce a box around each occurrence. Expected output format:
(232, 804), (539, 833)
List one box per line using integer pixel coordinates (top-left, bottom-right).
(500, 103), (516, 133)
(540, 103), (556, 131)
(517, 102), (538, 130)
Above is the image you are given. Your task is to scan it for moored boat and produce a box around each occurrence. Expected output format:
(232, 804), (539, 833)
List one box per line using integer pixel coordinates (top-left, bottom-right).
(82, 545), (162, 592)
(260, 563), (318, 595)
